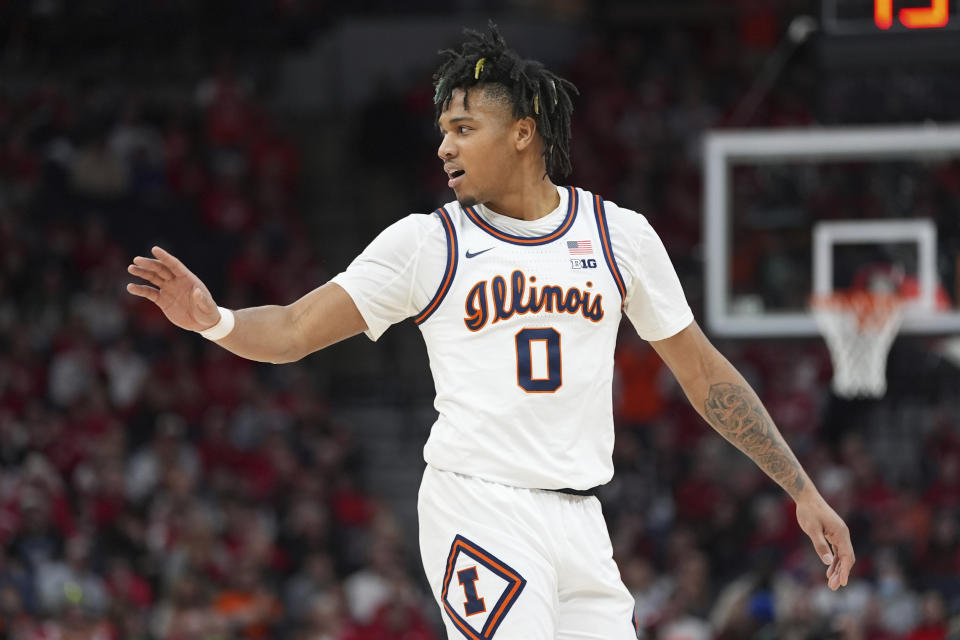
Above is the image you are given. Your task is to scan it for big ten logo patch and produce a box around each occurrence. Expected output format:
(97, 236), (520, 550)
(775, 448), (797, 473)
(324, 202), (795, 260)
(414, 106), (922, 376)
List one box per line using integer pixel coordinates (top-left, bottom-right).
(570, 258), (598, 270)
(441, 535), (526, 639)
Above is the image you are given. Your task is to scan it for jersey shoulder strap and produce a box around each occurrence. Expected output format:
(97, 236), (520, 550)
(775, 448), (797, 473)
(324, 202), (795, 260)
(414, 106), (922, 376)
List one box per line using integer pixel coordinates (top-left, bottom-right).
(590, 193), (627, 304)
(413, 206), (458, 325)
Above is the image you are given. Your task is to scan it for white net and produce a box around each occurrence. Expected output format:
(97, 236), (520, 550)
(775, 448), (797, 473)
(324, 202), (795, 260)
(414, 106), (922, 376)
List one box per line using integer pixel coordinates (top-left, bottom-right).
(812, 292), (904, 398)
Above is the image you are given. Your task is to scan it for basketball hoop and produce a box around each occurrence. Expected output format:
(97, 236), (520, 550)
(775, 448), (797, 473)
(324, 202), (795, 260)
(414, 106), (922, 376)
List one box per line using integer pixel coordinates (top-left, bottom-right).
(811, 291), (904, 398)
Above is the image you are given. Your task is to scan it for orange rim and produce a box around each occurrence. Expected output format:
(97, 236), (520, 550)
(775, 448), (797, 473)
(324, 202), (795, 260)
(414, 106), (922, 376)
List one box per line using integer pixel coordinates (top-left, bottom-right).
(811, 291), (903, 330)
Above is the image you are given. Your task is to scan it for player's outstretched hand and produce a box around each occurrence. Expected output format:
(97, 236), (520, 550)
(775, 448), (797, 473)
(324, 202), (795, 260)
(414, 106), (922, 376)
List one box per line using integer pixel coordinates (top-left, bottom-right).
(126, 246), (221, 332)
(795, 495), (855, 591)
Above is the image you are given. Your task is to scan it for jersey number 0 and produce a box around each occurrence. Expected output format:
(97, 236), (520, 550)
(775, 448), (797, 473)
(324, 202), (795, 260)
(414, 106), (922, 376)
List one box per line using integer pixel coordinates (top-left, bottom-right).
(515, 328), (562, 393)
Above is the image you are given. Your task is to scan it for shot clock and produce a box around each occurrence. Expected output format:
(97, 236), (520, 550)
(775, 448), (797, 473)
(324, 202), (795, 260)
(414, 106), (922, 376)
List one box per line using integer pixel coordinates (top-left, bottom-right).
(820, 0), (960, 66)
(875, 0), (950, 29)
(822, 0), (958, 33)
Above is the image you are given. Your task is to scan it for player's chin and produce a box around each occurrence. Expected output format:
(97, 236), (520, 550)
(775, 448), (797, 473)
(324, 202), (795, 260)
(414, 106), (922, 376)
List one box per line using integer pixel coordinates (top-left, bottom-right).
(455, 187), (478, 208)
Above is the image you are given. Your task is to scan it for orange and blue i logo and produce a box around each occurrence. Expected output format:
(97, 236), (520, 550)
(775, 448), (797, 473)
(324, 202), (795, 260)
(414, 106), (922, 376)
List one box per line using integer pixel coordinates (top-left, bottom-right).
(457, 567), (486, 616)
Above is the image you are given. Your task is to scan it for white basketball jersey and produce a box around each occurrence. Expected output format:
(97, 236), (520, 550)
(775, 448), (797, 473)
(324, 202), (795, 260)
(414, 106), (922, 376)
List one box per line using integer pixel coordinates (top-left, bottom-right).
(414, 186), (627, 490)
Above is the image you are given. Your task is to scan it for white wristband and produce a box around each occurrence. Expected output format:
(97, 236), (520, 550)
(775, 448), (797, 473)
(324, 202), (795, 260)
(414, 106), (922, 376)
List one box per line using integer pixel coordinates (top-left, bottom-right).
(198, 307), (235, 341)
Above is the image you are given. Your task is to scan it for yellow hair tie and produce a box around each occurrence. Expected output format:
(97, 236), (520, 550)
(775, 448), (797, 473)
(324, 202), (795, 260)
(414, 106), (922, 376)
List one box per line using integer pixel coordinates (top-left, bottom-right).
(474, 58), (485, 79)
(533, 94), (540, 115)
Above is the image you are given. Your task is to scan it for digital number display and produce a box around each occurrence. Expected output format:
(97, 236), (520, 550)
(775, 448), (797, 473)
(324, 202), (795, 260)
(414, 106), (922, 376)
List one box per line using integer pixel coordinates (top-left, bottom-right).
(820, 0), (960, 67)
(875, 0), (950, 29)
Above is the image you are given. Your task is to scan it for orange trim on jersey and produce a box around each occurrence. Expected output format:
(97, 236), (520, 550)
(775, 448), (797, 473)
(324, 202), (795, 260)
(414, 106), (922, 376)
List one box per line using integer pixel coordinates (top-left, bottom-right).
(593, 194), (627, 303)
(464, 186), (578, 245)
(414, 207), (458, 324)
(443, 601), (483, 640)
(486, 583), (523, 632)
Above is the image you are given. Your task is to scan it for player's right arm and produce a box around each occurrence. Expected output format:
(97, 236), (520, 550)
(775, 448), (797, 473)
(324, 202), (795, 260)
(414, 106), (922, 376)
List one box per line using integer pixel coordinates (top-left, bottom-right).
(126, 246), (366, 363)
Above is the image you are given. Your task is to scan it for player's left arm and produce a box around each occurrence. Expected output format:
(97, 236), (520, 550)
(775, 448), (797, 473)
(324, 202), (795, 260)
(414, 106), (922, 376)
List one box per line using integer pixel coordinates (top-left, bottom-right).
(650, 320), (854, 591)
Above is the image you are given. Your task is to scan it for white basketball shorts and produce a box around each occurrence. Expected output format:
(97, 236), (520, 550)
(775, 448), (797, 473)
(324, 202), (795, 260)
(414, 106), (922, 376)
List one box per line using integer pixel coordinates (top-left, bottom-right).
(418, 465), (639, 640)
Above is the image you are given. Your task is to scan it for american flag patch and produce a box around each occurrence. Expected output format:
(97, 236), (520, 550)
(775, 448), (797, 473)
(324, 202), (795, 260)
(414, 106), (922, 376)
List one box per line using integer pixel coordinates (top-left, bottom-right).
(567, 240), (593, 255)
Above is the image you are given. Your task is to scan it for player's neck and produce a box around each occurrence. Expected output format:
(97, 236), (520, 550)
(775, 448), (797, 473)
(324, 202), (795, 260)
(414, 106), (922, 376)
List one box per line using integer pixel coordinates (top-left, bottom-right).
(483, 177), (561, 222)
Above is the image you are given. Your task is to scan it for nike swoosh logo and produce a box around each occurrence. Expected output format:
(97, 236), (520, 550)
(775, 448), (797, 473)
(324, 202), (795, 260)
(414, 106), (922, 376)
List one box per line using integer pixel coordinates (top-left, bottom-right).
(465, 247), (494, 259)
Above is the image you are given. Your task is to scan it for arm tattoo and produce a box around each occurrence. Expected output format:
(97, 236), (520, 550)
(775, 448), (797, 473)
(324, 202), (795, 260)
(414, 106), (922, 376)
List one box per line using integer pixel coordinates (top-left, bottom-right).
(703, 382), (805, 496)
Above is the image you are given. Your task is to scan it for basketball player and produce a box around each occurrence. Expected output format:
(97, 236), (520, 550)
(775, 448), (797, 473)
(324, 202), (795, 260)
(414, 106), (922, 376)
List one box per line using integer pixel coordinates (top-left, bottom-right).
(127, 25), (854, 640)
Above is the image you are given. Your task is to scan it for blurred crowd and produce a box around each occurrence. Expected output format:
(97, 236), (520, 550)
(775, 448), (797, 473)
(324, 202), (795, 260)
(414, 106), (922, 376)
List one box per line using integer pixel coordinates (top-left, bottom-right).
(1, 3), (960, 640)
(611, 332), (960, 640)
(0, 63), (437, 640)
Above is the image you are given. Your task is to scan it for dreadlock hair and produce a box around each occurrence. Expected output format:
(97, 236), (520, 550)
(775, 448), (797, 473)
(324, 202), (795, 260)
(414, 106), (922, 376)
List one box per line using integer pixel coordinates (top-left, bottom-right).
(433, 22), (579, 181)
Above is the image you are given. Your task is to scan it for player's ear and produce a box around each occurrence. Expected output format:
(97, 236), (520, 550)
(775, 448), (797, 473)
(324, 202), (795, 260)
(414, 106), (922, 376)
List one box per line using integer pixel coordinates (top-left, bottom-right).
(514, 116), (537, 152)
